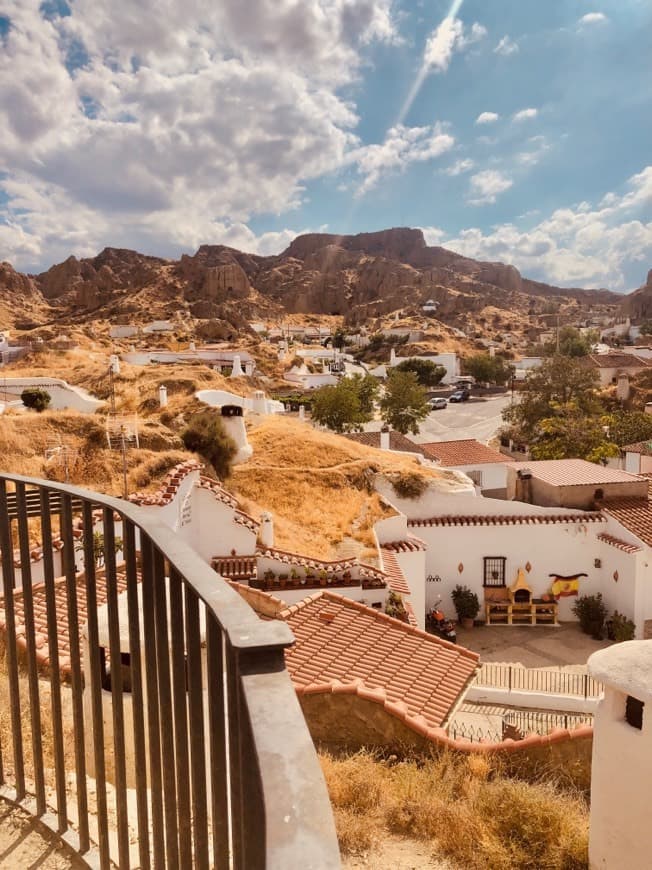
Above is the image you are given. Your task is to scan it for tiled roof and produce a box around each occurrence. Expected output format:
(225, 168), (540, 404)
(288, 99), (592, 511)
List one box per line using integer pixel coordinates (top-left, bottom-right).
(256, 546), (358, 573)
(379, 549), (412, 595)
(600, 498), (652, 547)
(596, 532), (643, 554)
(381, 535), (427, 553)
(586, 353), (650, 369)
(408, 512), (605, 528)
(281, 591), (480, 732)
(129, 460), (202, 506)
(0, 565), (128, 677)
(342, 431), (425, 455)
(228, 582), (286, 618)
(420, 439), (511, 467)
(212, 556), (257, 580)
(508, 459), (644, 487)
(621, 441), (652, 455)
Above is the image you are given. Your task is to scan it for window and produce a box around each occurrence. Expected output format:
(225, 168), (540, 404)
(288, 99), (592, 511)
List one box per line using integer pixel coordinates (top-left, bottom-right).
(483, 557), (506, 587)
(625, 695), (644, 730)
(466, 469), (483, 487)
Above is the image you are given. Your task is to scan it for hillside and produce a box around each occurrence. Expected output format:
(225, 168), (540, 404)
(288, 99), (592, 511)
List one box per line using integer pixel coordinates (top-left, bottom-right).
(0, 229), (625, 332)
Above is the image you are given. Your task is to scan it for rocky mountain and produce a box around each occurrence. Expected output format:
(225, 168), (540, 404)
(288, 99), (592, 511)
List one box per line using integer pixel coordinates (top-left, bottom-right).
(0, 228), (627, 330)
(621, 270), (652, 320)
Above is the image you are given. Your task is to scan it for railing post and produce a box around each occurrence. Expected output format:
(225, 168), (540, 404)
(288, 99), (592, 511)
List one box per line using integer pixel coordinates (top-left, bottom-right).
(508, 665), (512, 692)
(584, 672), (588, 699)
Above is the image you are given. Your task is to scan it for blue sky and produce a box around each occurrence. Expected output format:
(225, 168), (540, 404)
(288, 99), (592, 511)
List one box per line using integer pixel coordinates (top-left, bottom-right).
(0, 0), (650, 290)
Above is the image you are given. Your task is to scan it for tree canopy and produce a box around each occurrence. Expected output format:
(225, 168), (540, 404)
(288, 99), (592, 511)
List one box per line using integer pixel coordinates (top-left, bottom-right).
(310, 374), (379, 433)
(541, 326), (598, 358)
(463, 353), (511, 385)
(380, 370), (430, 435)
(394, 357), (446, 387)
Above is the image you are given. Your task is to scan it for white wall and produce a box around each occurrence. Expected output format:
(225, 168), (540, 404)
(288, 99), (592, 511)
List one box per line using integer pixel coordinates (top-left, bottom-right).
(388, 548), (426, 629)
(391, 352), (459, 384)
(589, 685), (652, 870)
(452, 463), (508, 492)
(0, 377), (104, 413)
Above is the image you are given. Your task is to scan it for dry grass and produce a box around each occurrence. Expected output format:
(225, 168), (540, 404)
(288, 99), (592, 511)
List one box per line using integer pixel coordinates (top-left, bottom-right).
(231, 416), (453, 558)
(321, 750), (589, 869)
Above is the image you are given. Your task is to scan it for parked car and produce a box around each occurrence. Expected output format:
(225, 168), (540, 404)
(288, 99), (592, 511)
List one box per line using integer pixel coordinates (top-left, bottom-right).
(449, 389), (470, 403)
(428, 397), (448, 410)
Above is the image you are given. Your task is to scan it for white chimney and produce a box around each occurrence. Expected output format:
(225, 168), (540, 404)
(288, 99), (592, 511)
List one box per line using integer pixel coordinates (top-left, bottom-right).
(109, 354), (120, 375)
(189, 341), (196, 352)
(159, 385), (168, 408)
(299, 404), (305, 421)
(252, 390), (267, 414)
(260, 511), (274, 548)
(390, 348), (397, 366)
(489, 345), (496, 358)
(230, 355), (243, 378)
(380, 426), (390, 451)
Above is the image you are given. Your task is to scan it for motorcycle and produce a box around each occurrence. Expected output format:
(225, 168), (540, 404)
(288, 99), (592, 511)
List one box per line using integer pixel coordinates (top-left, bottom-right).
(426, 595), (457, 643)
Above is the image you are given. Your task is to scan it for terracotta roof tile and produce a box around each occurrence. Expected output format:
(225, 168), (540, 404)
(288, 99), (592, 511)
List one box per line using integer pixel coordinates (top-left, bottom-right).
(342, 431), (425, 455)
(508, 459), (645, 487)
(600, 497), (652, 547)
(421, 439), (511, 466)
(621, 441), (652, 455)
(585, 353), (651, 369)
(278, 591), (479, 732)
(408, 512), (605, 528)
(381, 535), (427, 553)
(596, 532), (643, 554)
(379, 549), (412, 596)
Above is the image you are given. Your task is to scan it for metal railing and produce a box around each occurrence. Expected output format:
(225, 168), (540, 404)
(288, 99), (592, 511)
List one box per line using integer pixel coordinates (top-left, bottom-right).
(448, 709), (593, 744)
(0, 473), (340, 869)
(475, 663), (603, 699)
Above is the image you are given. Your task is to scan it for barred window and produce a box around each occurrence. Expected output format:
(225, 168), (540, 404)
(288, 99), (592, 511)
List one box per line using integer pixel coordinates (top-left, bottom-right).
(483, 557), (506, 587)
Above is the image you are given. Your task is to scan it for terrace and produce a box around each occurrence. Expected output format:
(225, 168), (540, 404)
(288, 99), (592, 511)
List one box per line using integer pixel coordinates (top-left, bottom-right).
(0, 472), (340, 868)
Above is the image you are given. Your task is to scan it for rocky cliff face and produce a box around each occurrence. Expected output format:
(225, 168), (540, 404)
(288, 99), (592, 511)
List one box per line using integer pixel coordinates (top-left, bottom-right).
(622, 270), (652, 319)
(0, 228), (626, 328)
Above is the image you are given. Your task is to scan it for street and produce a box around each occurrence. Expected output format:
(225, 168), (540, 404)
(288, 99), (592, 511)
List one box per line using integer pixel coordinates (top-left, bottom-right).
(413, 394), (511, 444)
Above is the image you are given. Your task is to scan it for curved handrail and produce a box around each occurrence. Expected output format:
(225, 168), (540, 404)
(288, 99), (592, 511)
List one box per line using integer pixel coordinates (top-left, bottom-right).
(0, 472), (340, 868)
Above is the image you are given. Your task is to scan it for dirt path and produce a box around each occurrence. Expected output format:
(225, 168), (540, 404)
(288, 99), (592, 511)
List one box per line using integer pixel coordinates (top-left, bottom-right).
(342, 836), (459, 869)
(0, 800), (83, 868)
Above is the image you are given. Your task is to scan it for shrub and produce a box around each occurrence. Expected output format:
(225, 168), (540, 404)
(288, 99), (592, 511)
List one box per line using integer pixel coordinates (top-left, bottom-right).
(451, 585), (480, 621)
(21, 388), (51, 412)
(572, 594), (607, 639)
(182, 410), (237, 479)
(385, 591), (408, 622)
(390, 471), (428, 500)
(609, 610), (636, 642)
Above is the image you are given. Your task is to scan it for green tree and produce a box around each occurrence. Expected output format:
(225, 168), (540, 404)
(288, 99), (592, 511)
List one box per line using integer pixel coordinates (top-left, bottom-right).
(530, 402), (619, 463)
(639, 320), (652, 336)
(311, 376), (377, 433)
(21, 388), (51, 412)
(542, 326), (597, 358)
(503, 355), (601, 444)
(464, 353), (511, 385)
(380, 370), (430, 435)
(394, 358), (447, 387)
(604, 410), (652, 447)
(332, 327), (348, 350)
(182, 410), (237, 479)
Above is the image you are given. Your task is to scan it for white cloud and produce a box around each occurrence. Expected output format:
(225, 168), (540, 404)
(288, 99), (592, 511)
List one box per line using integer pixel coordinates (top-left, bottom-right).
(0, 0), (399, 269)
(515, 136), (551, 167)
(442, 166), (652, 289)
(422, 18), (486, 75)
(494, 35), (519, 56)
(442, 158), (475, 176)
(468, 169), (513, 205)
(352, 122), (455, 194)
(578, 12), (609, 25)
(512, 107), (539, 122)
(475, 111), (500, 125)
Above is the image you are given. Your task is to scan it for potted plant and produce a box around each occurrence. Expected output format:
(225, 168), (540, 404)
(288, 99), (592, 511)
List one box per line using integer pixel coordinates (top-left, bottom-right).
(263, 569), (276, 585)
(290, 568), (300, 586)
(318, 569), (328, 586)
(572, 593), (608, 640)
(451, 585), (480, 629)
(608, 610), (636, 642)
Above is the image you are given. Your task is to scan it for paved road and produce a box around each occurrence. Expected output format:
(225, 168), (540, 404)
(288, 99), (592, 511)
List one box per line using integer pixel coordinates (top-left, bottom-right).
(413, 394), (511, 444)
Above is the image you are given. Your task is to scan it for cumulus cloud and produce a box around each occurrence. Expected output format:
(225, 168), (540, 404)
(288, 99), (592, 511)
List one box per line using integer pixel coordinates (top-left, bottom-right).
(578, 12), (609, 25)
(422, 18), (486, 74)
(475, 111), (499, 125)
(352, 123), (455, 194)
(494, 35), (519, 56)
(442, 166), (652, 288)
(0, 0), (398, 269)
(442, 158), (475, 176)
(512, 107), (538, 122)
(468, 169), (513, 205)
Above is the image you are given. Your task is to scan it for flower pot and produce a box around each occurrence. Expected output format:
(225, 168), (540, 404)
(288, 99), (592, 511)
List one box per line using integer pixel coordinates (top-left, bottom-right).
(461, 617), (474, 630)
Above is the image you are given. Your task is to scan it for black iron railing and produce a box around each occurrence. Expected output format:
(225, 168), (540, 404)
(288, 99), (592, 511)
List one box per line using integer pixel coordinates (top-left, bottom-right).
(475, 663), (603, 699)
(0, 473), (340, 869)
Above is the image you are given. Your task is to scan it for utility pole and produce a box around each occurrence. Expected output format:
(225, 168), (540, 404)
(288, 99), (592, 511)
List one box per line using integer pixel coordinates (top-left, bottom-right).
(556, 314), (560, 354)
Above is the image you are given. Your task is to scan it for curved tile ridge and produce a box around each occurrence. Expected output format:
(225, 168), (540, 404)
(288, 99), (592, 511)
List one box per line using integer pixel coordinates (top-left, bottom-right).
(129, 460), (202, 507)
(597, 532), (643, 554)
(256, 546), (358, 573)
(408, 512), (605, 528)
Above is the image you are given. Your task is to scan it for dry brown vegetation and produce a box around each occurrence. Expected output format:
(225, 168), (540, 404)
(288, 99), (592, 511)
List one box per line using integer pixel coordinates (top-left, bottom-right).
(230, 416), (458, 558)
(321, 749), (589, 870)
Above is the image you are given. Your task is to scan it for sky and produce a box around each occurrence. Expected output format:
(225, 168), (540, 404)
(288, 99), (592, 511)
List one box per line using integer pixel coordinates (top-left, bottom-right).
(0, 0), (650, 291)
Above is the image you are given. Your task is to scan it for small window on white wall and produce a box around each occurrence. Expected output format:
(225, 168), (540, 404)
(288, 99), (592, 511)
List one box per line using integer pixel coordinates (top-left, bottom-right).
(466, 469), (483, 487)
(626, 695), (644, 730)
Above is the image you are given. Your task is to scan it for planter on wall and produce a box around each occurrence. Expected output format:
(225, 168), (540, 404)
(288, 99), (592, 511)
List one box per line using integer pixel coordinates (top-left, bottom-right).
(461, 617), (474, 630)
